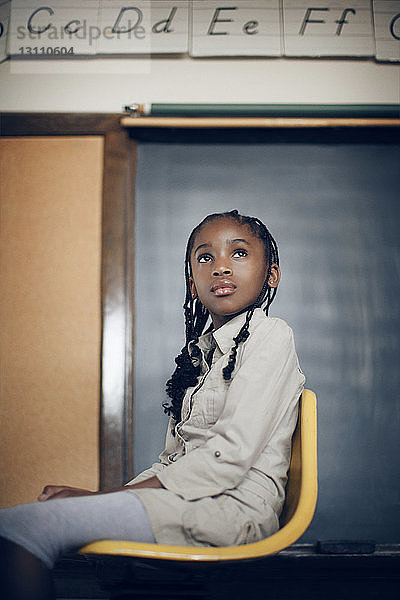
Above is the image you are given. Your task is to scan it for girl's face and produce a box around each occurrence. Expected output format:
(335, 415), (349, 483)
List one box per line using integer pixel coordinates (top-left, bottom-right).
(190, 217), (280, 329)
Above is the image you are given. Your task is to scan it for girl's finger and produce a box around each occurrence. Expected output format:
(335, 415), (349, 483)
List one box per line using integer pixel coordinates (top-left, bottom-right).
(37, 485), (65, 501)
(37, 488), (53, 501)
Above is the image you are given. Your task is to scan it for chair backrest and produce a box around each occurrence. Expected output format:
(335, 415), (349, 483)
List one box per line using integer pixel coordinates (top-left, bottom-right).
(80, 389), (317, 561)
(279, 402), (303, 527)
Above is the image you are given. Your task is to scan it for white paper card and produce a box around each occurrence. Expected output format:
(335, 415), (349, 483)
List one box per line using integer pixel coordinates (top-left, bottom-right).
(283, 0), (375, 56)
(0, 1), (11, 63)
(191, 0), (281, 57)
(8, 0), (100, 56)
(373, 1), (400, 61)
(98, 1), (189, 55)
(8, 0), (101, 56)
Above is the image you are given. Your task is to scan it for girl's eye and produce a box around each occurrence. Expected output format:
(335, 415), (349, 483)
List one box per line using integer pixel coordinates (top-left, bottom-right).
(233, 249), (248, 258)
(198, 254), (212, 263)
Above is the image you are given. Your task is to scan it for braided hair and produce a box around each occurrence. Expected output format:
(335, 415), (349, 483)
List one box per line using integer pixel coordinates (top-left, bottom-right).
(163, 210), (279, 423)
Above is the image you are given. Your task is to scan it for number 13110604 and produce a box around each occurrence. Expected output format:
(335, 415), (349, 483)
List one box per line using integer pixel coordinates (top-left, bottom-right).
(18, 46), (74, 55)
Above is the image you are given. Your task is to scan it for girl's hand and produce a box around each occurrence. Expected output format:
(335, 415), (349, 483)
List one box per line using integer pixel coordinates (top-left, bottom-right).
(37, 476), (163, 502)
(38, 485), (95, 501)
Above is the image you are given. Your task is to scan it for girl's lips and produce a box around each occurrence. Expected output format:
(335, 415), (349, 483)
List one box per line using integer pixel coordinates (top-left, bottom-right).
(214, 287), (236, 296)
(211, 280), (237, 296)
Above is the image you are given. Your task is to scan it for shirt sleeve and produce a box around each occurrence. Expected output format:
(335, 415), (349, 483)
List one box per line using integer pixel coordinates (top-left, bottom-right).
(125, 417), (180, 485)
(157, 320), (305, 501)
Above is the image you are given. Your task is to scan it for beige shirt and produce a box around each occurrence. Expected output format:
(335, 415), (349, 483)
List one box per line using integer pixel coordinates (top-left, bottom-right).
(127, 308), (305, 547)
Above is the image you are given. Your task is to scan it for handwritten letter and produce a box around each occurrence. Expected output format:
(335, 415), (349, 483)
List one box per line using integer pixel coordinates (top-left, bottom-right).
(8, 0), (100, 55)
(191, 1), (281, 56)
(98, 0), (188, 54)
(283, 0), (375, 56)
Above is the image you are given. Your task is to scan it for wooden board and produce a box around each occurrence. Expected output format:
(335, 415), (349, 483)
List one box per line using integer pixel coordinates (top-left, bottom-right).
(0, 136), (103, 506)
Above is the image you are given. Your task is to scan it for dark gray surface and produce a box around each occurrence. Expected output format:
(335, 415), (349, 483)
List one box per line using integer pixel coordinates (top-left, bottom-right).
(133, 141), (400, 543)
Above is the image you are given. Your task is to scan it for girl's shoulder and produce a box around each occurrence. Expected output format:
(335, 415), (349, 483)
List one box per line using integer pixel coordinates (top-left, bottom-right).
(250, 309), (294, 340)
(234, 311), (304, 382)
(245, 310), (297, 358)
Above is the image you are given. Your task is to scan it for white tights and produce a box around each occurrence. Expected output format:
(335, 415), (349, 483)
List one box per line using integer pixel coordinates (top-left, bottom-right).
(0, 491), (154, 569)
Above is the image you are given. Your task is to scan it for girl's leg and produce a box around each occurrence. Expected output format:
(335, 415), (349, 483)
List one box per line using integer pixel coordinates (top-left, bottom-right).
(0, 536), (55, 600)
(0, 491), (154, 599)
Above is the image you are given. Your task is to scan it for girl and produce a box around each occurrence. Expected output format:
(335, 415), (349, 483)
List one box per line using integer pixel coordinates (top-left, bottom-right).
(0, 210), (305, 599)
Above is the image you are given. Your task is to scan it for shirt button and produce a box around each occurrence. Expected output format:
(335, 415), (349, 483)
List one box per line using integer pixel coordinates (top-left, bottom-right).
(214, 451), (221, 458)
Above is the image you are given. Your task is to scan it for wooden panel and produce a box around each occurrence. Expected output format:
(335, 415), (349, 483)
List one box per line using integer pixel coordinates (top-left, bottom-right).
(0, 136), (103, 506)
(0, 114), (138, 491)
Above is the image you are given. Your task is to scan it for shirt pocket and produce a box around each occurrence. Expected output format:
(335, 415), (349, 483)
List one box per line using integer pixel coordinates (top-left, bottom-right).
(201, 387), (227, 425)
(188, 383), (227, 428)
(205, 373), (231, 424)
(185, 387), (212, 428)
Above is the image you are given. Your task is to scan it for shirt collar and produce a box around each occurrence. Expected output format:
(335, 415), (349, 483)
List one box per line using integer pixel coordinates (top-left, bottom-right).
(197, 307), (266, 355)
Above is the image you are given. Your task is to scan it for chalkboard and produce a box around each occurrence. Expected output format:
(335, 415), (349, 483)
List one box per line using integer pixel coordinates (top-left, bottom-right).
(133, 134), (400, 543)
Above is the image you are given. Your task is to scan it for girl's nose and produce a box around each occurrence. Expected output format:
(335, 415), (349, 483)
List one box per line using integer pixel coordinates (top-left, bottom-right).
(213, 266), (233, 276)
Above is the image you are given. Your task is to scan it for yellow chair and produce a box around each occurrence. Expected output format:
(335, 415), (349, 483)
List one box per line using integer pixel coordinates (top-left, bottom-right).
(80, 389), (317, 562)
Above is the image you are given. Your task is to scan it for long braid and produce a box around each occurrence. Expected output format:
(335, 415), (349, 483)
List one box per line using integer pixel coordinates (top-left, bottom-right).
(164, 229), (209, 422)
(164, 210), (279, 422)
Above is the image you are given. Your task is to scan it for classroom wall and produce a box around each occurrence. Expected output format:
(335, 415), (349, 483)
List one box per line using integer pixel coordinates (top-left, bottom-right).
(0, 46), (398, 535)
(0, 136), (103, 507)
(0, 57), (399, 112)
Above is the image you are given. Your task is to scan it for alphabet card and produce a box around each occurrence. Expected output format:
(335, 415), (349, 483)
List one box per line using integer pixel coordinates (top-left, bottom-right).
(97, 1), (189, 54)
(8, 0), (100, 56)
(282, 0), (375, 56)
(190, 0), (282, 57)
(0, 1), (10, 63)
(373, 1), (400, 61)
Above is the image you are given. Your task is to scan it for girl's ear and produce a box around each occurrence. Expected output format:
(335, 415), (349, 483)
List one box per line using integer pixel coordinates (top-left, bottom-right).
(268, 264), (281, 288)
(189, 277), (197, 299)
